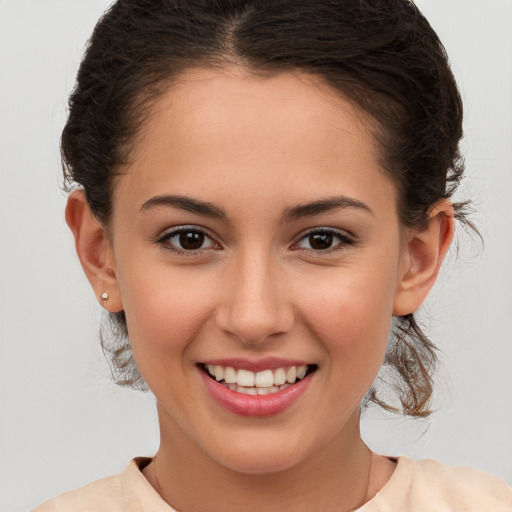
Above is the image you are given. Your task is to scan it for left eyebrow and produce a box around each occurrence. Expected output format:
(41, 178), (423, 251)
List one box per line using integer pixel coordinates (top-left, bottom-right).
(281, 195), (373, 223)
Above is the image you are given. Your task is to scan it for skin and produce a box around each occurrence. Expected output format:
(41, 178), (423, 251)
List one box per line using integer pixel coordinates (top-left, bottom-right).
(66, 67), (454, 511)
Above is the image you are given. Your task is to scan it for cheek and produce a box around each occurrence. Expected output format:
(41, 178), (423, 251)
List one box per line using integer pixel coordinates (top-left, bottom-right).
(116, 262), (215, 369)
(298, 262), (397, 370)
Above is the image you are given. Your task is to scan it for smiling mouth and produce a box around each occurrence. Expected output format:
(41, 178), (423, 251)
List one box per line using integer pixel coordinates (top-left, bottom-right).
(199, 363), (318, 396)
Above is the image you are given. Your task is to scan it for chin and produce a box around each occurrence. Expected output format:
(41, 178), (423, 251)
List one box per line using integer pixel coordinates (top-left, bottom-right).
(202, 429), (326, 476)
(214, 449), (306, 476)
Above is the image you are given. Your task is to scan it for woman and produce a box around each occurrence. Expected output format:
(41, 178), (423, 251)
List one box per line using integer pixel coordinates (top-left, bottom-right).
(31, 0), (512, 510)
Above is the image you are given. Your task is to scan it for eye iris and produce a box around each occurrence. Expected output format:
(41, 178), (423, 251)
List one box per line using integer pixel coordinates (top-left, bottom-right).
(179, 231), (204, 250)
(309, 233), (333, 250)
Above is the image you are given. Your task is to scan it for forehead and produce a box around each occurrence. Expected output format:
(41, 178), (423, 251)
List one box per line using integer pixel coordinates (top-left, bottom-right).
(115, 66), (396, 218)
(136, 66), (378, 159)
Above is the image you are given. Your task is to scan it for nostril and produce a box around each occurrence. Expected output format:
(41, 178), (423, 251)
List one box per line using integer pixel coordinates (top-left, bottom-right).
(214, 286), (295, 344)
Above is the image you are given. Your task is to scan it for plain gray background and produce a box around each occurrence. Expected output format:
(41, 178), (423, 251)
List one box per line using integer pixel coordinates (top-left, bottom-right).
(1, 1), (511, 510)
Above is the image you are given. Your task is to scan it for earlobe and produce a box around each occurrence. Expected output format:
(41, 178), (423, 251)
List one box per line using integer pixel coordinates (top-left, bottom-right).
(65, 190), (123, 312)
(393, 199), (455, 316)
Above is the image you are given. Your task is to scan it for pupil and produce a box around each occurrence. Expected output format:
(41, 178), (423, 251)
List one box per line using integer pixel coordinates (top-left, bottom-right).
(179, 232), (204, 250)
(310, 233), (333, 250)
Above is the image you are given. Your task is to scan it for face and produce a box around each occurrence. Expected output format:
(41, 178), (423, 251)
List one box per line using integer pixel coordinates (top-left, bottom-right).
(108, 68), (407, 474)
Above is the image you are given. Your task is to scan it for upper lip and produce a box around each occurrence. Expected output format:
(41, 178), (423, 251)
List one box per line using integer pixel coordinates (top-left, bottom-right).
(199, 357), (313, 372)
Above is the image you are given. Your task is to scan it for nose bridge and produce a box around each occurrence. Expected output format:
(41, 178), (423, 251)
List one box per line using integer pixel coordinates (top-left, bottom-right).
(217, 246), (293, 344)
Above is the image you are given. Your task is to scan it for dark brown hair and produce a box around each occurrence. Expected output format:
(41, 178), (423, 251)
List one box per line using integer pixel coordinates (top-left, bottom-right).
(62, 0), (470, 416)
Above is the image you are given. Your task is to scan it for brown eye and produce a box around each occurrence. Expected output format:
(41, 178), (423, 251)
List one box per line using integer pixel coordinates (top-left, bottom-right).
(295, 229), (354, 252)
(158, 227), (217, 253)
(179, 231), (205, 250)
(308, 233), (333, 250)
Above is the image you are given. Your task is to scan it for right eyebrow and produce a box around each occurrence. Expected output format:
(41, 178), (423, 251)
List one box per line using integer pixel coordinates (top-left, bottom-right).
(140, 194), (229, 221)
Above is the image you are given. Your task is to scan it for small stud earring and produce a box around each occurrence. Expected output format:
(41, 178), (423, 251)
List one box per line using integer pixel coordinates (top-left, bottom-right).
(100, 292), (109, 302)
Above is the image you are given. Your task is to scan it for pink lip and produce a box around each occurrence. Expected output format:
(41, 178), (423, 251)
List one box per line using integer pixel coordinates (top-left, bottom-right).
(200, 357), (311, 372)
(199, 368), (314, 417)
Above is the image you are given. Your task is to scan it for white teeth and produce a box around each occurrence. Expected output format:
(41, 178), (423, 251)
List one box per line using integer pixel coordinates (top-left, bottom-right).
(229, 382), (290, 395)
(236, 385), (258, 395)
(297, 365), (308, 379)
(205, 363), (313, 391)
(237, 369), (255, 387)
(286, 366), (297, 384)
(214, 365), (224, 381)
(273, 368), (287, 385)
(224, 366), (237, 384)
(255, 369), (274, 388)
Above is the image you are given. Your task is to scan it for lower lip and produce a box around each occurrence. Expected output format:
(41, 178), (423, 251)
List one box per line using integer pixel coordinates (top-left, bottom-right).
(199, 369), (314, 417)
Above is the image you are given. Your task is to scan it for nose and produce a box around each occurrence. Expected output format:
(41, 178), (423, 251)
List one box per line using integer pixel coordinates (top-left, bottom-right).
(215, 251), (294, 345)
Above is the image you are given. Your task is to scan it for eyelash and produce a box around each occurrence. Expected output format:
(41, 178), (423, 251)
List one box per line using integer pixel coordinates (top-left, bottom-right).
(155, 226), (356, 256)
(291, 228), (356, 254)
(155, 226), (219, 256)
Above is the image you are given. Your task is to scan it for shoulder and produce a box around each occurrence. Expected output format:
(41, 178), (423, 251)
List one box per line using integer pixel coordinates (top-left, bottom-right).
(32, 473), (125, 512)
(412, 457), (512, 508)
(32, 457), (172, 512)
(367, 456), (512, 511)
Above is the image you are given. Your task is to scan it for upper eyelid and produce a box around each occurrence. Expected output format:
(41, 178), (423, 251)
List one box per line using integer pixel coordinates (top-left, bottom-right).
(295, 226), (355, 241)
(156, 225), (214, 240)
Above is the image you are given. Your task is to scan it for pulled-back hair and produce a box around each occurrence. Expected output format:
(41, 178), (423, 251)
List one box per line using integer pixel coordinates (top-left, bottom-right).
(62, 0), (469, 416)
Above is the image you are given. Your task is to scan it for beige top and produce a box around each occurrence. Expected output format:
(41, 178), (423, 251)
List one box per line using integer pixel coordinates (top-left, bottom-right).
(33, 456), (512, 511)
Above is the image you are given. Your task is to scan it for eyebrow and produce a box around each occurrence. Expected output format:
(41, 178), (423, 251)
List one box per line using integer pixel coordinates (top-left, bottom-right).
(281, 196), (373, 223)
(140, 193), (372, 222)
(140, 194), (229, 220)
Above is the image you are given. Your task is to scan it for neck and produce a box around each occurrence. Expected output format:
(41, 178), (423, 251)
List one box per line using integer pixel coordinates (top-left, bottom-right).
(145, 407), (376, 512)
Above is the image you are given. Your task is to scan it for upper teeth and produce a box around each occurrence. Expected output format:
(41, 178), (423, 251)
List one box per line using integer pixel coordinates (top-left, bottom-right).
(206, 365), (309, 388)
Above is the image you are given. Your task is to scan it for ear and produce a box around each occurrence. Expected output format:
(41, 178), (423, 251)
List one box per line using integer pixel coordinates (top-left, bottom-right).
(65, 190), (123, 312)
(393, 199), (454, 316)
